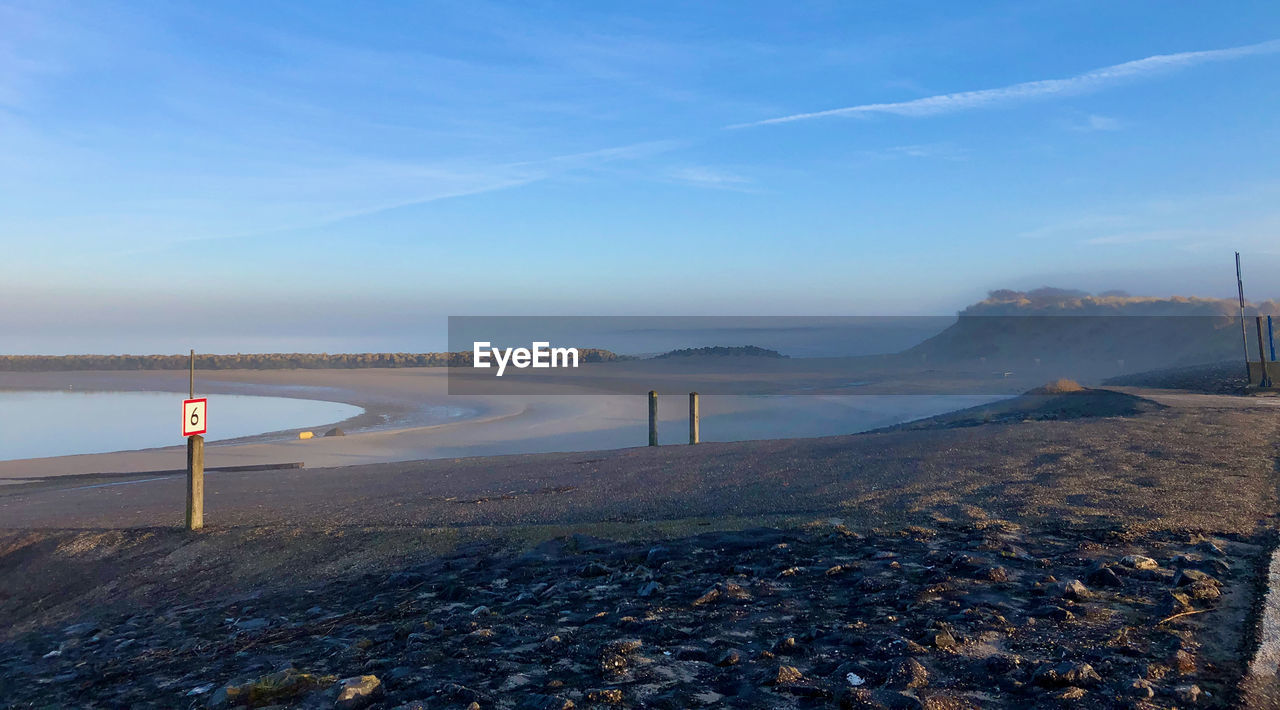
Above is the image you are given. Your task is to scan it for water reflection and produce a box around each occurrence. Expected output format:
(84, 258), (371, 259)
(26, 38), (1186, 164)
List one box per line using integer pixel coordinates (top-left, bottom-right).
(0, 390), (363, 461)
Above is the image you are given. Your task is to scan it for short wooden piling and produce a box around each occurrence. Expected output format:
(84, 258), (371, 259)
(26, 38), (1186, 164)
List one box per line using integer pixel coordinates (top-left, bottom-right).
(689, 392), (699, 445)
(186, 434), (204, 530)
(648, 391), (658, 446)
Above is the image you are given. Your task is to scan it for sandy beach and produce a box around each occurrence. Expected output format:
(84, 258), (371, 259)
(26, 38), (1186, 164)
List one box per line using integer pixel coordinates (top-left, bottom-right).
(0, 366), (1005, 481)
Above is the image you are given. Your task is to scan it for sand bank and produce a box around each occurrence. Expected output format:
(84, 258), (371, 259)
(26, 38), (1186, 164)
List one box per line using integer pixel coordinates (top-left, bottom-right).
(0, 367), (1002, 480)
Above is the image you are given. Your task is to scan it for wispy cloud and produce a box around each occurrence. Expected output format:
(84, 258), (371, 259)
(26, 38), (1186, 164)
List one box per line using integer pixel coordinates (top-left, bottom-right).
(731, 39), (1280, 128)
(1083, 229), (1208, 246)
(120, 138), (683, 254)
(883, 143), (969, 161)
(1067, 114), (1123, 132)
(666, 165), (752, 190)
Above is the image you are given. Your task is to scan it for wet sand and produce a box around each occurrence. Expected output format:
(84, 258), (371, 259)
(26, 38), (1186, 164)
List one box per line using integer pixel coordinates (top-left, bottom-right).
(0, 367), (1002, 480)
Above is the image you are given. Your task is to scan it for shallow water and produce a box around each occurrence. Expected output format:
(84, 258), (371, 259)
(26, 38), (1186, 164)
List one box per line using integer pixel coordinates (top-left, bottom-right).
(0, 390), (364, 461)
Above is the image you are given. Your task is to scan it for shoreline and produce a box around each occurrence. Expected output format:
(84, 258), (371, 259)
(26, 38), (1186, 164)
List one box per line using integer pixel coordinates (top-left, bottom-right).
(0, 367), (1005, 481)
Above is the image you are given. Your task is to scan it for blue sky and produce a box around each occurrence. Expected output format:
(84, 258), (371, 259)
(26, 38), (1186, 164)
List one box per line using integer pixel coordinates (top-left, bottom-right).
(2, 1), (1279, 353)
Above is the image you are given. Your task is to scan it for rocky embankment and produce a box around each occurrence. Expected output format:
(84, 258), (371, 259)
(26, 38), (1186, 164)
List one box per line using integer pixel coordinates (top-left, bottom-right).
(0, 522), (1262, 709)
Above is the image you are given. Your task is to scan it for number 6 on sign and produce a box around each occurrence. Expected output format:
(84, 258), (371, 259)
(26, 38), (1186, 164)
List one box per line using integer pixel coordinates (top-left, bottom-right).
(183, 398), (207, 437)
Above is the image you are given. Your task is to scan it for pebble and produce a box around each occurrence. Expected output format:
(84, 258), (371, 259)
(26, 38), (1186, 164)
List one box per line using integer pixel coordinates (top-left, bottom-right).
(887, 658), (929, 689)
(335, 675), (383, 710)
(1121, 554), (1160, 570)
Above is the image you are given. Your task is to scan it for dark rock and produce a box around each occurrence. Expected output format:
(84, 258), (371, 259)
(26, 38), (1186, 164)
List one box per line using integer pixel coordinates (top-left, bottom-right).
(644, 546), (671, 566)
(62, 622), (98, 637)
(637, 581), (661, 598)
(674, 646), (709, 662)
(772, 665), (804, 685)
(1056, 579), (1092, 600)
(1186, 580), (1221, 601)
(984, 654), (1021, 675)
(840, 689), (925, 710)
(783, 683), (833, 699)
(1128, 678), (1155, 699)
(599, 639), (641, 676)
(693, 581), (750, 606)
(1032, 662), (1102, 688)
(1196, 540), (1225, 557)
(579, 562), (613, 578)
(886, 658), (928, 689)
(233, 617), (269, 631)
(1121, 555), (1159, 570)
(979, 566), (1009, 582)
(586, 688), (624, 703)
(887, 638), (929, 655)
(517, 694), (575, 710)
(1158, 591), (1194, 617)
(1173, 569), (1220, 588)
(1174, 684), (1202, 704)
(1052, 686), (1087, 701)
(324, 427), (345, 437)
(773, 636), (800, 655)
(1086, 565), (1123, 588)
(335, 675), (383, 710)
(715, 649), (742, 667)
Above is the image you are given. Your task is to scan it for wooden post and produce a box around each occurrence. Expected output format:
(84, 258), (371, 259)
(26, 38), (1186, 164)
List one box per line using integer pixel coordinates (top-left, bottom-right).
(648, 391), (658, 446)
(186, 434), (204, 530)
(186, 348), (204, 530)
(1257, 316), (1272, 388)
(689, 392), (699, 445)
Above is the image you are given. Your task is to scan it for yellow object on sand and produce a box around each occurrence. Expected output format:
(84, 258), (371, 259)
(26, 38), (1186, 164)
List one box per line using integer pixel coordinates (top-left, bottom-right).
(298, 431), (314, 440)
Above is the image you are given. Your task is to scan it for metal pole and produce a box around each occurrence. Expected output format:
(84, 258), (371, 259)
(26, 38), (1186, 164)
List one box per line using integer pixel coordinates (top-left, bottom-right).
(648, 391), (658, 446)
(1237, 253), (1251, 380)
(189, 349), (195, 399)
(1258, 316), (1272, 388)
(1269, 315), (1275, 362)
(689, 392), (699, 445)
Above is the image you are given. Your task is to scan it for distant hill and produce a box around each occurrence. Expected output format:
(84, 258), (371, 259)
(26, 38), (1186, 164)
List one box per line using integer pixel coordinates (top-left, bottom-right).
(905, 287), (1276, 372)
(0, 349), (625, 372)
(652, 345), (788, 360)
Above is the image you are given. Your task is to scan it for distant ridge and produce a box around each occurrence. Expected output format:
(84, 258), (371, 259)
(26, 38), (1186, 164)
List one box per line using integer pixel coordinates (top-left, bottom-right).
(905, 287), (1276, 370)
(652, 345), (788, 360)
(0, 349), (625, 372)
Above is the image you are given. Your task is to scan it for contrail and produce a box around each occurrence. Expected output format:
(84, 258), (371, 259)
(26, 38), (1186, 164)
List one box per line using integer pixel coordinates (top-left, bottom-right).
(730, 38), (1280, 128)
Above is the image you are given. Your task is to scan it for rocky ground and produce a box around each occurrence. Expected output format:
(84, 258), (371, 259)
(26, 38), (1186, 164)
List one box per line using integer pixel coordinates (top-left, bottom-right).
(1104, 362), (1248, 395)
(0, 520), (1263, 709)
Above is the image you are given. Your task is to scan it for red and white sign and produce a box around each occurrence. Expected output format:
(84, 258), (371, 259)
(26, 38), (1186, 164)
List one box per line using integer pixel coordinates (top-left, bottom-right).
(183, 398), (207, 437)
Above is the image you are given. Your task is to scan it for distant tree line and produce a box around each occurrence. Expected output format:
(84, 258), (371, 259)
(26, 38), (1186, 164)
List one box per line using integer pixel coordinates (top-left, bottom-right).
(0, 349), (626, 372)
(653, 345), (787, 359)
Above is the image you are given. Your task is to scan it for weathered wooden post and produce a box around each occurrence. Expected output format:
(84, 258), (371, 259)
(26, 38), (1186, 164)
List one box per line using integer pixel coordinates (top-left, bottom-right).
(648, 390), (658, 446)
(689, 392), (699, 445)
(185, 349), (205, 530)
(186, 434), (204, 530)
